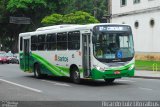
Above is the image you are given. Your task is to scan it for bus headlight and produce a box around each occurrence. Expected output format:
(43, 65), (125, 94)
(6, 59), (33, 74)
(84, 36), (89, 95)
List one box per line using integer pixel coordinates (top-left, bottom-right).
(128, 65), (134, 70)
(96, 66), (100, 70)
(96, 66), (105, 72)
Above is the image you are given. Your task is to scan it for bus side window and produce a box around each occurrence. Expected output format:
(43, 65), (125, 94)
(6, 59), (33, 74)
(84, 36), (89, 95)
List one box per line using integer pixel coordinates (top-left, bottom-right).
(31, 35), (38, 51)
(57, 32), (67, 50)
(46, 34), (56, 50)
(38, 35), (46, 50)
(68, 31), (80, 50)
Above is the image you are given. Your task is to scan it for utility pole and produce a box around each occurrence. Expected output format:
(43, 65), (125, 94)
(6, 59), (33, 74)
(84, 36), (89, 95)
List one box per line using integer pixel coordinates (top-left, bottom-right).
(94, 0), (98, 18)
(107, 0), (112, 23)
(101, 0), (112, 23)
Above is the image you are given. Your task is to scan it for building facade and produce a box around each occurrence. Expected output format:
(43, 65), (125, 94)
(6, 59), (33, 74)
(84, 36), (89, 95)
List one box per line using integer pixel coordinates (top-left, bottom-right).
(111, 0), (160, 54)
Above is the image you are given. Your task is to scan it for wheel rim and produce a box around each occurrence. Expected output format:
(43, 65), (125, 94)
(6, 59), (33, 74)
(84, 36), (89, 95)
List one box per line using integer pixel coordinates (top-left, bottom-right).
(35, 67), (38, 77)
(74, 70), (79, 80)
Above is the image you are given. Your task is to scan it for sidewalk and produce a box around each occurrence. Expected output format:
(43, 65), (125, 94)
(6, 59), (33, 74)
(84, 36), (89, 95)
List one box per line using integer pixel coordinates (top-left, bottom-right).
(134, 70), (160, 79)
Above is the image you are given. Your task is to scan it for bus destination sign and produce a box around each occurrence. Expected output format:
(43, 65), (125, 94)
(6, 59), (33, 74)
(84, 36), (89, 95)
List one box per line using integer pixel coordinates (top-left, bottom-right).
(98, 26), (130, 32)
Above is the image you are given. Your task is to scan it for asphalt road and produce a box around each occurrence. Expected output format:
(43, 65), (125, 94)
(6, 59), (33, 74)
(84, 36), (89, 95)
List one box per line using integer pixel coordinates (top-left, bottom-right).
(0, 64), (160, 106)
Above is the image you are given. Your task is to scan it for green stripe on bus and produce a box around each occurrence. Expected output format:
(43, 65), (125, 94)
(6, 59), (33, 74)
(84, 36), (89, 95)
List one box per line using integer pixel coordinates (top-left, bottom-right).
(107, 63), (134, 71)
(32, 53), (68, 76)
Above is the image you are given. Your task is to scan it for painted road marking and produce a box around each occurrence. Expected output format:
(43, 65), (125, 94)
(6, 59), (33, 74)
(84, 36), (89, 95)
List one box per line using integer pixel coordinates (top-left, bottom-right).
(131, 78), (156, 81)
(139, 87), (153, 91)
(0, 79), (42, 93)
(117, 79), (136, 82)
(41, 80), (71, 87)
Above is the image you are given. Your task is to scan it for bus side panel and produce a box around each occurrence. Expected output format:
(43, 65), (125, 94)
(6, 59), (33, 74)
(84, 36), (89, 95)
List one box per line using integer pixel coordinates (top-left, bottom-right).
(31, 52), (70, 76)
(30, 50), (83, 77)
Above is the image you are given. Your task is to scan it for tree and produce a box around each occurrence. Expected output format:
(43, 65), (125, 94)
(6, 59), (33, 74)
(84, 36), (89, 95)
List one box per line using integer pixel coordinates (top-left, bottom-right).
(42, 14), (63, 26)
(41, 11), (99, 26)
(63, 11), (99, 24)
(7, 0), (49, 28)
(64, 0), (94, 14)
(94, 0), (108, 21)
(0, 0), (108, 52)
(0, 0), (10, 51)
(4, 0), (56, 52)
(63, 0), (108, 22)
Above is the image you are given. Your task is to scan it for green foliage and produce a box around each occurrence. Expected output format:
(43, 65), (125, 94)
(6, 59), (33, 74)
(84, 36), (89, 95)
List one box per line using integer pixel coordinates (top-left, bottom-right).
(64, 0), (94, 14)
(63, 11), (99, 24)
(42, 14), (63, 26)
(95, 0), (108, 20)
(63, 0), (108, 21)
(7, 0), (47, 12)
(0, 0), (108, 52)
(41, 11), (99, 25)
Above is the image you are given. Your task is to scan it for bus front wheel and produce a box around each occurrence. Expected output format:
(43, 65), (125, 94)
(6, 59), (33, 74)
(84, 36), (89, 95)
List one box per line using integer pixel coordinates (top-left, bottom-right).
(34, 64), (43, 79)
(104, 78), (115, 84)
(71, 67), (81, 84)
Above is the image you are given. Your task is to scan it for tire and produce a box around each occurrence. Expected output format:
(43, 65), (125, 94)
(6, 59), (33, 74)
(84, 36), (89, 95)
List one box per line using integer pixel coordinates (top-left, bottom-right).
(71, 67), (81, 84)
(104, 78), (115, 84)
(34, 64), (43, 79)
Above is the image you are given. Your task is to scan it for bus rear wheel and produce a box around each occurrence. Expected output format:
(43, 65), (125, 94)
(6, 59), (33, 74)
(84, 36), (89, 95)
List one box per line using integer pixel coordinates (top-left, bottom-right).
(104, 78), (115, 84)
(71, 68), (81, 84)
(34, 64), (43, 79)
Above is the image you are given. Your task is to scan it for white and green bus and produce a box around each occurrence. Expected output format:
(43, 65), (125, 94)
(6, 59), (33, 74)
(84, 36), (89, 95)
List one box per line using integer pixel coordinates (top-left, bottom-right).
(19, 23), (135, 83)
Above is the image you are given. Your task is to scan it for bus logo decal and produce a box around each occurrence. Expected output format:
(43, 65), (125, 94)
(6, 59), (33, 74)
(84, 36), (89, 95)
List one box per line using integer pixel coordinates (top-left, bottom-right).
(55, 55), (68, 62)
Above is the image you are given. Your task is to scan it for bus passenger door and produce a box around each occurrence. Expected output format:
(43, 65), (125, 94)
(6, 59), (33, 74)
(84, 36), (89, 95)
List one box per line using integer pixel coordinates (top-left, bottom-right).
(82, 33), (91, 77)
(23, 39), (30, 71)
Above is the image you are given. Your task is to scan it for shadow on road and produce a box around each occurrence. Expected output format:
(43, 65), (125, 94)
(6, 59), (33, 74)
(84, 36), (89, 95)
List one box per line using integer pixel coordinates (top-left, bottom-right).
(24, 75), (131, 87)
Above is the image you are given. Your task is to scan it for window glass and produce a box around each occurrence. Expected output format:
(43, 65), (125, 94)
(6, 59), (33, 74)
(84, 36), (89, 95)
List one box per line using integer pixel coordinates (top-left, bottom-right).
(93, 33), (134, 60)
(57, 32), (67, 50)
(68, 31), (80, 50)
(38, 35), (45, 43)
(38, 43), (46, 50)
(31, 36), (37, 43)
(47, 43), (56, 50)
(134, 21), (139, 29)
(121, 0), (127, 6)
(31, 44), (37, 51)
(46, 34), (56, 43)
(150, 19), (155, 27)
(133, 0), (140, 4)
(119, 36), (129, 48)
(31, 35), (38, 51)
(38, 35), (46, 50)
(46, 34), (56, 50)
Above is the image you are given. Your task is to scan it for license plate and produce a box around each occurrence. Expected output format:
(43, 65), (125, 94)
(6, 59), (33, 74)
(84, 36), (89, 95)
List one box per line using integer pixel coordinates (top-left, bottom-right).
(114, 71), (121, 74)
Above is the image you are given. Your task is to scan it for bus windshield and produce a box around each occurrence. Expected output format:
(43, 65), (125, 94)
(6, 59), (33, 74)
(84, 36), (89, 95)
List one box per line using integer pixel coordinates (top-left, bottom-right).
(93, 26), (134, 62)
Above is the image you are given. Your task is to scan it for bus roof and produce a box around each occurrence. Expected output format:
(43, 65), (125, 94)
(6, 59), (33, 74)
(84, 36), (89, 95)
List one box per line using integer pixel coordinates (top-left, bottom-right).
(36, 24), (80, 31)
(19, 23), (131, 37)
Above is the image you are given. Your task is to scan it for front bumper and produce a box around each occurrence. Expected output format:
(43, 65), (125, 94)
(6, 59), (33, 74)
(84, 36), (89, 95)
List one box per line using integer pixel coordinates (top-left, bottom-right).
(90, 68), (135, 80)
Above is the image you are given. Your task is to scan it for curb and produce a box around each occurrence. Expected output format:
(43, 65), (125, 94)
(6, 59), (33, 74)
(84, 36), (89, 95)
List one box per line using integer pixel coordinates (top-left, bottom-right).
(133, 76), (160, 80)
